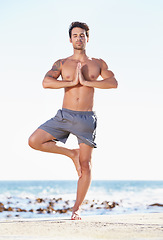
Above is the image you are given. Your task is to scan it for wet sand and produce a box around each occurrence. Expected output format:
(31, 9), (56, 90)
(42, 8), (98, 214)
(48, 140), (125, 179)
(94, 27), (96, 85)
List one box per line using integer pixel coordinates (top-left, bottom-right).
(0, 213), (163, 240)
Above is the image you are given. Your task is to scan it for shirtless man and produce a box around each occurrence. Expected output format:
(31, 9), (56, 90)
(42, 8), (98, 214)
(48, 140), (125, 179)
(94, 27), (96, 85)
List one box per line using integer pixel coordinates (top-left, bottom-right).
(28, 22), (118, 220)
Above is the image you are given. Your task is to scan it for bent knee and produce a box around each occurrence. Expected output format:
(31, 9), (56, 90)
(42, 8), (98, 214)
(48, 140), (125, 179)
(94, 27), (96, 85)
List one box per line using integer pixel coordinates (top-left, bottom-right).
(28, 135), (35, 149)
(28, 135), (40, 150)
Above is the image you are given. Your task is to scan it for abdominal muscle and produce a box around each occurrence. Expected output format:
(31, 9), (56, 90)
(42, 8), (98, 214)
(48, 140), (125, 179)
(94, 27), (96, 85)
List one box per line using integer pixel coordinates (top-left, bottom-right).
(62, 84), (94, 111)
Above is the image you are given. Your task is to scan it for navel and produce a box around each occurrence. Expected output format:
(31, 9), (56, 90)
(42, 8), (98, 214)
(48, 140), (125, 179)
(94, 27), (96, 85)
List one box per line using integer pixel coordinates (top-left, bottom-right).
(91, 75), (95, 79)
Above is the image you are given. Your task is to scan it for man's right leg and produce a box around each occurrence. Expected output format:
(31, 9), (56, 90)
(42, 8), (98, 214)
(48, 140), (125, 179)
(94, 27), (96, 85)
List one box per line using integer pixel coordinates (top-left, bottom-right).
(28, 129), (81, 177)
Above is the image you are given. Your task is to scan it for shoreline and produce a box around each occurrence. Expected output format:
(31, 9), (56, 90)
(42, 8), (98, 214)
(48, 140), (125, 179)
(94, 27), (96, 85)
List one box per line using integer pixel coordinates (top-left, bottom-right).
(0, 213), (163, 240)
(1, 180), (163, 220)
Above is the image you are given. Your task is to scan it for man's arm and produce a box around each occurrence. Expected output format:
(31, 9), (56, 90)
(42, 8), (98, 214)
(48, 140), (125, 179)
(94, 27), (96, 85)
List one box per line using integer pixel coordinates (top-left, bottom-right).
(42, 59), (78, 89)
(79, 59), (118, 89)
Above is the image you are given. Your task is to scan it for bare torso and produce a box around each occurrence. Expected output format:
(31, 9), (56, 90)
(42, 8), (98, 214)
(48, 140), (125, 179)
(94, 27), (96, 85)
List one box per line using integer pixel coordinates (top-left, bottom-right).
(61, 56), (101, 111)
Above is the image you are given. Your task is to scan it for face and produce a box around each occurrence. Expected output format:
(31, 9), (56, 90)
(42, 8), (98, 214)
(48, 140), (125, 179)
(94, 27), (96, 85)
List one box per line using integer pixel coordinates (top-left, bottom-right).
(70, 27), (88, 50)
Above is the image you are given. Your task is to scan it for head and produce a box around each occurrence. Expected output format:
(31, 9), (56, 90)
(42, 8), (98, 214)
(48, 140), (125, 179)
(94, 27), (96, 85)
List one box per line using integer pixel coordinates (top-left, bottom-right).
(69, 21), (89, 50)
(69, 21), (89, 39)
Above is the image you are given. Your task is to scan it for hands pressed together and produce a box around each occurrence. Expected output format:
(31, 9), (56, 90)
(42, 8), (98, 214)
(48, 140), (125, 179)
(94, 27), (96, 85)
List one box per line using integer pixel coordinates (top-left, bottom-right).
(72, 62), (87, 87)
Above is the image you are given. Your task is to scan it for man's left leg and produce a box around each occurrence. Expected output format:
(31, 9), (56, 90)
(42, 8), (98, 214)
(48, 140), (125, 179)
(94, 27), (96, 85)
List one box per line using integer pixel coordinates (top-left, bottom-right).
(71, 143), (93, 220)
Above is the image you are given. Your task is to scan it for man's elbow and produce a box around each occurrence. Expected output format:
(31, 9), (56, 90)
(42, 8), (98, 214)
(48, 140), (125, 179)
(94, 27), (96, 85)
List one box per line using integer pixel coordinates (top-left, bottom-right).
(112, 78), (118, 89)
(114, 79), (118, 88)
(42, 78), (48, 88)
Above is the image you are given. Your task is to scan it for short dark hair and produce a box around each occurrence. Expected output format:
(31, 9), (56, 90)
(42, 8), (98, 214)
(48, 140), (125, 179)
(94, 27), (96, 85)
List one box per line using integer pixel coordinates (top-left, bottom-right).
(69, 21), (89, 38)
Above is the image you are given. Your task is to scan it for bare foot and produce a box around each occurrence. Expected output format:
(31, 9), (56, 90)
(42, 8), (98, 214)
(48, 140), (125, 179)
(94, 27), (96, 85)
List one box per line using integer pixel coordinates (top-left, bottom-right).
(71, 210), (81, 220)
(71, 149), (81, 178)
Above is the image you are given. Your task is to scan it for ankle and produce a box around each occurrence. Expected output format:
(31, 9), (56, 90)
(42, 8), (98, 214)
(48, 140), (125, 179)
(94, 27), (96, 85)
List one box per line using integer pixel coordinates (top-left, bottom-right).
(70, 149), (76, 159)
(72, 205), (80, 213)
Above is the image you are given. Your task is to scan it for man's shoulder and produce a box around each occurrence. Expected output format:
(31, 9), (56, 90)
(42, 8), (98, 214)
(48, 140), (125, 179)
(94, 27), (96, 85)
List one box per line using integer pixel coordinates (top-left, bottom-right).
(90, 57), (104, 63)
(92, 58), (108, 69)
(52, 57), (69, 69)
(58, 57), (69, 64)
(59, 56), (75, 65)
(90, 57), (105, 68)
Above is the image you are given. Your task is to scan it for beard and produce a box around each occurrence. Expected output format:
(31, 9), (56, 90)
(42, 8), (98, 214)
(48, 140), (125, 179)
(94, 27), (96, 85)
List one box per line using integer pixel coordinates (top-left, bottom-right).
(73, 42), (86, 50)
(74, 46), (84, 50)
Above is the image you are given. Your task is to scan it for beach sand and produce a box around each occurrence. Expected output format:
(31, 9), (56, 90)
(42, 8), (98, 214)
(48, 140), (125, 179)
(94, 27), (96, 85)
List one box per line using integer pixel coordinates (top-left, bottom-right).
(0, 213), (163, 240)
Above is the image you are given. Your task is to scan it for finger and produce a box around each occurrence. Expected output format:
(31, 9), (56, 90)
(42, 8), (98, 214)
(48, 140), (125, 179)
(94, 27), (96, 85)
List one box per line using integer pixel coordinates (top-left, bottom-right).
(77, 62), (81, 69)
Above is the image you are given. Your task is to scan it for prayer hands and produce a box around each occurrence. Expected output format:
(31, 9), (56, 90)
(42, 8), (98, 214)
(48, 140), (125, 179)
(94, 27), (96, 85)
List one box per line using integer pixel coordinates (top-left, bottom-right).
(78, 63), (86, 86)
(72, 63), (80, 86)
(72, 62), (86, 86)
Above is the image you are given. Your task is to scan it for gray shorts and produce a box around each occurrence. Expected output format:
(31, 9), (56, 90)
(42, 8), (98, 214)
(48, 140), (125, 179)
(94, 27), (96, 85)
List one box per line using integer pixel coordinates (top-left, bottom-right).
(38, 108), (97, 148)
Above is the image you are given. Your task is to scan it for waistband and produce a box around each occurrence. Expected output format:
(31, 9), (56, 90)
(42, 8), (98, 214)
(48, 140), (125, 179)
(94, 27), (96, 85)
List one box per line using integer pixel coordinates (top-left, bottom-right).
(62, 108), (96, 116)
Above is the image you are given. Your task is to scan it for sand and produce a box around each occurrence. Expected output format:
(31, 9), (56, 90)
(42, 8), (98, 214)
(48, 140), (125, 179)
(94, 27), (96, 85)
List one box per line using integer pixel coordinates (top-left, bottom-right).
(0, 213), (163, 240)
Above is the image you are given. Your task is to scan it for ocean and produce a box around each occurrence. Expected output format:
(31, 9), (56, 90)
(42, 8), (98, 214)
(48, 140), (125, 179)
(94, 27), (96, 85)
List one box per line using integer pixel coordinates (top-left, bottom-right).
(0, 180), (163, 219)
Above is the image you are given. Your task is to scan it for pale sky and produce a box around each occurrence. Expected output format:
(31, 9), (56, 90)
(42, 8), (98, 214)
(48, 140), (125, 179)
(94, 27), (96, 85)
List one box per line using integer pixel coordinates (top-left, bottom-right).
(0, 0), (163, 180)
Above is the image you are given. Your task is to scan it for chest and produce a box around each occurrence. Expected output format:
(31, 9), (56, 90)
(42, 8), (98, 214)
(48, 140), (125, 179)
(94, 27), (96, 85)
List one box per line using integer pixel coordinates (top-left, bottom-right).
(61, 61), (101, 80)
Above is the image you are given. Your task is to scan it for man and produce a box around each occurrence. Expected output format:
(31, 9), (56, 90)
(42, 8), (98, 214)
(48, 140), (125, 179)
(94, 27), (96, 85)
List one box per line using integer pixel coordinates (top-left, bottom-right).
(28, 21), (118, 220)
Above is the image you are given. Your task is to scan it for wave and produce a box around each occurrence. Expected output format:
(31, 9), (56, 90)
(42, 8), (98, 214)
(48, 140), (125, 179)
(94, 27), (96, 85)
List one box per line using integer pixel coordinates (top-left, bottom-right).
(0, 180), (163, 219)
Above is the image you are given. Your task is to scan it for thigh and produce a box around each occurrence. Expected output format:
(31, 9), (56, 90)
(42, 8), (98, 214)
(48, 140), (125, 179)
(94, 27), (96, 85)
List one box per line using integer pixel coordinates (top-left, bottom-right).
(79, 143), (93, 163)
(30, 128), (57, 144)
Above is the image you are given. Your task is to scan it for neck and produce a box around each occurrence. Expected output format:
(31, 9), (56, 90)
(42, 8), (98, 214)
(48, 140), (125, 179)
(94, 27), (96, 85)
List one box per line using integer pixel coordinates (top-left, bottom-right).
(72, 49), (87, 61)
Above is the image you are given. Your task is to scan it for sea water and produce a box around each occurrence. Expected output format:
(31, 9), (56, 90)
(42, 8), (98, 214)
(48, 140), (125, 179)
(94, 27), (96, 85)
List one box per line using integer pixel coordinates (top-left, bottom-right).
(0, 180), (163, 219)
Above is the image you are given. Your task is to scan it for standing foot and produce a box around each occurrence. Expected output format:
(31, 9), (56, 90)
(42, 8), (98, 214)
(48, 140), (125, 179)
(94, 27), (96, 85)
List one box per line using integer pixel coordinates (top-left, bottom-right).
(71, 210), (81, 220)
(71, 149), (81, 178)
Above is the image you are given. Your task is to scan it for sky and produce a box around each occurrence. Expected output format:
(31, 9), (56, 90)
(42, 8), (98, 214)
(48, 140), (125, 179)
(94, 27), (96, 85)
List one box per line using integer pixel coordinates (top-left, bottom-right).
(0, 0), (163, 180)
